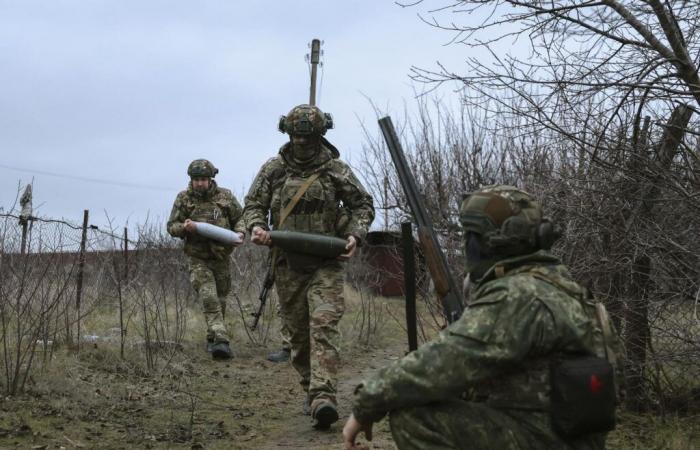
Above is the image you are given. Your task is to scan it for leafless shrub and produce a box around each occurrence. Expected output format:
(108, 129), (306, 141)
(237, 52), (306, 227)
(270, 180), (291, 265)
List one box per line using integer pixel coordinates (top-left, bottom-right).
(359, 93), (700, 413)
(345, 248), (387, 346)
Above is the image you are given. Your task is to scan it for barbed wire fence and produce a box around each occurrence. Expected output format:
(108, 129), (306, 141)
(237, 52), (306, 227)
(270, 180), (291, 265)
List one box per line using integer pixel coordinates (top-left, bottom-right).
(0, 206), (193, 394)
(0, 202), (279, 395)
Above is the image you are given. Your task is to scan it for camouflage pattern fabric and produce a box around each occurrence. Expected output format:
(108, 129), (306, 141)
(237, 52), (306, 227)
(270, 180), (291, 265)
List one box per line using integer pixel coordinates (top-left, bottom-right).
(187, 159), (218, 178)
(275, 260), (345, 402)
(276, 301), (292, 350)
(167, 180), (245, 343)
(352, 250), (618, 450)
(242, 142), (374, 243)
(167, 180), (245, 260)
(389, 400), (606, 450)
(188, 256), (231, 343)
(243, 141), (374, 405)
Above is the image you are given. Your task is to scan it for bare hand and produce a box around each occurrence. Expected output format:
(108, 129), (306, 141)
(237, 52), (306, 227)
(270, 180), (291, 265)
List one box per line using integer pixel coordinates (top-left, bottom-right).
(251, 226), (272, 246)
(338, 235), (358, 261)
(342, 414), (373, 450)
(184, 219), (197, 234)
(233, 232), (245, 247)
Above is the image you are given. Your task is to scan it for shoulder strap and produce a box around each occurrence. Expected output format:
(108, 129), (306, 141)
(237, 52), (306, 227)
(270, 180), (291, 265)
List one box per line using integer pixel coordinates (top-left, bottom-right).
(595, 302), (618, 367)
(267, 171), (322, 280)
(278, 172), (321, 228)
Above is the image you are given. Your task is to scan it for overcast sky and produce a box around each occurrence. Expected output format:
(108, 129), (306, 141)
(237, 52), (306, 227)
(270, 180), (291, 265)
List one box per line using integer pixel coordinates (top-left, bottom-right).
(0, 1), (498, 231)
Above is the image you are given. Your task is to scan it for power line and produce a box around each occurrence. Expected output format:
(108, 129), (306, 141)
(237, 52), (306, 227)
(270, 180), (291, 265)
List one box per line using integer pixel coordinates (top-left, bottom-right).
(0, 163), (177, 191)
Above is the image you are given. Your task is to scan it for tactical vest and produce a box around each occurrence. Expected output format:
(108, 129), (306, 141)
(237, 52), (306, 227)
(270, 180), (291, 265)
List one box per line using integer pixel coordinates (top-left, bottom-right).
(182, 187), (234, 260)
(271, 168), (340, 236)
(268, 164), (348, 271)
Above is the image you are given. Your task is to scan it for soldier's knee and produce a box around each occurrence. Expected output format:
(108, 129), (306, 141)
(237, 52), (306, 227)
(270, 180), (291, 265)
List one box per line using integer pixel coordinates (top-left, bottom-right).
(310, 303), (344, 327)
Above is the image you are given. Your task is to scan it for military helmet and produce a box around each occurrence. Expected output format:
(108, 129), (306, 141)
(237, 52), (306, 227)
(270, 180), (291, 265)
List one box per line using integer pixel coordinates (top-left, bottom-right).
(278, 104), (334, 136)
(187, 159), (218, 178)
(460, 185), (559, 257)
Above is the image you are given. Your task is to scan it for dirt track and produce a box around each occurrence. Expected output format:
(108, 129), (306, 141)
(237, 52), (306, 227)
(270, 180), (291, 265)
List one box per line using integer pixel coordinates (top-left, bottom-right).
(0, 294), (405, 450)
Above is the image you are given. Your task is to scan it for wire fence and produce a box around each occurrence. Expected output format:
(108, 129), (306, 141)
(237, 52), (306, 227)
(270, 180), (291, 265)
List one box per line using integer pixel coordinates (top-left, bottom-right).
(0, 212), (136, 254)
(0, 206), (280, 395)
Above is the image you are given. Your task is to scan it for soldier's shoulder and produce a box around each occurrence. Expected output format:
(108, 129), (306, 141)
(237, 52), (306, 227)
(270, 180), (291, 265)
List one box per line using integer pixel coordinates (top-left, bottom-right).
(327, 157), (350, 170)
(325, 158), (355, 177)
(212, 186), (237, 202)
(258, 156), (286, 178)
(473, 272), (549, 306)
(174, 189), (190, 203)
(214, 186), (233, 197)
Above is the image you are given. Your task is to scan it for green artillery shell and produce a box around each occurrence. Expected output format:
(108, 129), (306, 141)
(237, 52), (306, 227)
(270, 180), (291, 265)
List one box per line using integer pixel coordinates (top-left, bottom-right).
(269, 231), (347, 258)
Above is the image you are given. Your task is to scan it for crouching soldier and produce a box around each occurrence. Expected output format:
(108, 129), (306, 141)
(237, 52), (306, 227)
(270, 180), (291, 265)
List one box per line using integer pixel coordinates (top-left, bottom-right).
(344, 185), (622, 450)
(167, 159), (245, 360)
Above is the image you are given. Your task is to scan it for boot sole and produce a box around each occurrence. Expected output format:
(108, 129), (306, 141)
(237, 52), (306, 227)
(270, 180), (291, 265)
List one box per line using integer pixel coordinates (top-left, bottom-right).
(211, 344), (233, 360)
(312, 403), (338, 429)
(212, 350), (233, 360)
(266, 351), (291, 363)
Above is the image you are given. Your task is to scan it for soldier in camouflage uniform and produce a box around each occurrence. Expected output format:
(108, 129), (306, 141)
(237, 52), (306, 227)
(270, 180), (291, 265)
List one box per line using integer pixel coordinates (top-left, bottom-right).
(243, 104), (374, 429)
(167, 159), (245, 360)
(344, 185), (621, 450)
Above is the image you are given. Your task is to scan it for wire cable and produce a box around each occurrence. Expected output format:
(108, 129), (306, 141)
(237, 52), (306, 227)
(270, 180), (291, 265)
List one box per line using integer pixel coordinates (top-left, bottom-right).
(0, 163), (177, 191)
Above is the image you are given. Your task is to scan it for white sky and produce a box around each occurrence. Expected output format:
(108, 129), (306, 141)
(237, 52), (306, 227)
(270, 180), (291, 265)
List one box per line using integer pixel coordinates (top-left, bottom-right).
(0, 0), (501, 231)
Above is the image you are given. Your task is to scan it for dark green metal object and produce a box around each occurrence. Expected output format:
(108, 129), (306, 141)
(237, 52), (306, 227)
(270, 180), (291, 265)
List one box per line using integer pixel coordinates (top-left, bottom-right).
(269, 230), (347, 258)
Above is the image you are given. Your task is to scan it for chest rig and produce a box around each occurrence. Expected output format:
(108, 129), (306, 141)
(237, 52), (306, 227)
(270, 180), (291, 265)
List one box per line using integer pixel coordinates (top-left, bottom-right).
(183, 189), (232, 259)
(272, 166), (338, 236)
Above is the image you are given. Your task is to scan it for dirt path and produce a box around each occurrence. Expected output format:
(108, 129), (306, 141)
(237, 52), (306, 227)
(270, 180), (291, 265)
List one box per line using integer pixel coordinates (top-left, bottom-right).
(0, 296), (407, 450)
(260, 344), (402, 450)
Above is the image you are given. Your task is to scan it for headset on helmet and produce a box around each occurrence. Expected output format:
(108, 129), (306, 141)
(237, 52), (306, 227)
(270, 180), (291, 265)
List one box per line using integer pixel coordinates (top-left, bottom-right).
(460, 185), (561, 257)
(278, 104), (333, 136)
(187, 159), (219, 178)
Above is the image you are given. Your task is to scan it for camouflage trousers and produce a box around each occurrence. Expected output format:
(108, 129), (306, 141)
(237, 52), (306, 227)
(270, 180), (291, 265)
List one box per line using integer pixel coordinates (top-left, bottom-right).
(389, 401), (605, 450)
(275, 302), (292, 351)
(275, 260), (345, 404)
(188, 256), (231, 343)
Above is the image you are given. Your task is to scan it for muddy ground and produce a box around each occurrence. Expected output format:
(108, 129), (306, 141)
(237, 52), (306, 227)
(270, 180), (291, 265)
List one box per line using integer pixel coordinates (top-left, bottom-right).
(1, 288), (698, 450)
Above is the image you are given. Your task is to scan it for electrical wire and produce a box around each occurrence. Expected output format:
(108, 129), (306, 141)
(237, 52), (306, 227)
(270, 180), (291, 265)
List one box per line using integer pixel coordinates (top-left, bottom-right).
(0, 163), (177, 191)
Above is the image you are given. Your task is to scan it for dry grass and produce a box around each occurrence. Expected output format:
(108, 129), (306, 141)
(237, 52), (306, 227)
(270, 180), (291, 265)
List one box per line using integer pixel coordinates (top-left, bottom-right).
(1, 282), (696, 449)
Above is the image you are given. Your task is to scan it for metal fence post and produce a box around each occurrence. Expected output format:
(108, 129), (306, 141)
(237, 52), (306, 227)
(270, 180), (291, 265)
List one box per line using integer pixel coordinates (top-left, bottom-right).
(120, 226), (128, 358)
(402, 222), (418, 352)
(75, 209), (89, 351)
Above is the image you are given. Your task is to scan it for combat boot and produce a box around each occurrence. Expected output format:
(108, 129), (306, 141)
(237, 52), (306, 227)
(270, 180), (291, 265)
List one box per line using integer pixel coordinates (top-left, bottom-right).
(311, 399), (338, 429)
(267, 348), (291, 363)
(206, 338), (215, 353)
(211, 341), (233, 360)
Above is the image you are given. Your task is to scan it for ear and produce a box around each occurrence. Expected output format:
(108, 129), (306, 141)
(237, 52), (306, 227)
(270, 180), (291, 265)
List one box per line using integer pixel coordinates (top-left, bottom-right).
(536, 219), (562, 250)
(323, 113), (334, 133)
(278, 115), (287, 134)
(500, 215), (536, 243)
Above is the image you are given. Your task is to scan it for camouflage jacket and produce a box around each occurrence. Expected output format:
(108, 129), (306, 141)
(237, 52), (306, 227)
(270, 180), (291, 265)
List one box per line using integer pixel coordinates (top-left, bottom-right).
(242, 139), (375, 242)
(352, 251), (618, 437)
(167, 180), (245, 260)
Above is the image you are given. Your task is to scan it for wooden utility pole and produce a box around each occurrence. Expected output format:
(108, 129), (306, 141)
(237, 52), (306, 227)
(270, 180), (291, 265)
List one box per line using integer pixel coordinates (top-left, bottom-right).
(19, 184), (32, 255)
(309, 39), (321, 106)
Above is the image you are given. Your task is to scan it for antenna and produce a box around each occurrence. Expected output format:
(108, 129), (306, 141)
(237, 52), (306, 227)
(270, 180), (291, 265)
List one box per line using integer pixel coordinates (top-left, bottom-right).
(309, 38), (321, 106)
